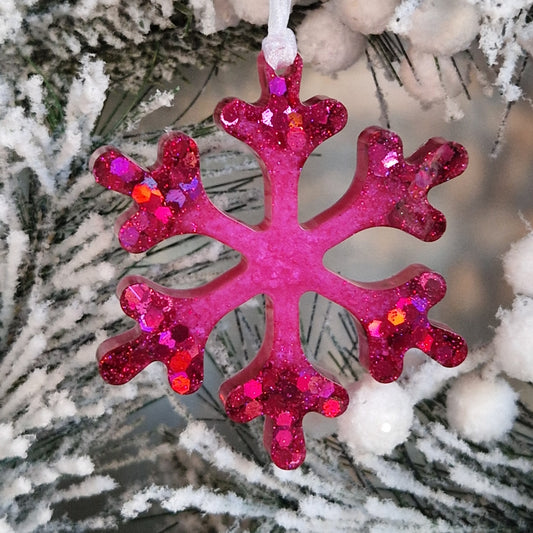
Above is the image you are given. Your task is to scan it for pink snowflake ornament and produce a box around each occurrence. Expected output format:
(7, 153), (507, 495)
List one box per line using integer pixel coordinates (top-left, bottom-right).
(91, 53), (468, 469)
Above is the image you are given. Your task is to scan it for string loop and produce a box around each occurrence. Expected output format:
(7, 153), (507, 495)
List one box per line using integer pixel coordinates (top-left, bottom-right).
(262, 0), (297, 70)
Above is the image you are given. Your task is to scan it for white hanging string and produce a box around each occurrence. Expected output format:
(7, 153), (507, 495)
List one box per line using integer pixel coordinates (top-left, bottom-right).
(262, 0), (297, 71)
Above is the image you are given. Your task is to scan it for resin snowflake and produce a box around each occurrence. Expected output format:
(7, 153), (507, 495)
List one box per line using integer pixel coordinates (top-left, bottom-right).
(91, 53), (468, 469)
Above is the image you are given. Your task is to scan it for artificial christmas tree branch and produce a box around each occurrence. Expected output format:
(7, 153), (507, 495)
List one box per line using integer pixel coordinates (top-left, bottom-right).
(1, 1), (532, 531)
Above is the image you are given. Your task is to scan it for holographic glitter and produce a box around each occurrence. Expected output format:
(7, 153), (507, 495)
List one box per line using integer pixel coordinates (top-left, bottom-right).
(91, 53), (468, 469)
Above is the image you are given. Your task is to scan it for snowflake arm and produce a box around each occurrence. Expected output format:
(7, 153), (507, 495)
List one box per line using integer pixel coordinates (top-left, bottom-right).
(215, 54), (347, 161)
(317, 266), (467, 383)
(306, 126), (468, 244)
(98, 260), (257, 394)
(90, 132), (255, 254)
(220, 293), (349, 469)
(215, 53), (347, 227)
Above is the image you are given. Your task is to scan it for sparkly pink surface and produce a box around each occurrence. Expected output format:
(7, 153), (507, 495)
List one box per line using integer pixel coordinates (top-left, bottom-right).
(91, 53), (468, 469)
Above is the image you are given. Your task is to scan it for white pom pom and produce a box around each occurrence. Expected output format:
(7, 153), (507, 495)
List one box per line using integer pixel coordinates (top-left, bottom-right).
(405, 0), (480, 56)
(190, 0), (239, 35)
(337, 375), (413, 455)
(493, 296), (533, 382)
(447, 374), (518, 442)
(296, 7), (366, 75)
(333, 0), (401, 35)
(503, 232), (533, 297)
(399, 51), (462, 105)
(228, 0), (269, 26)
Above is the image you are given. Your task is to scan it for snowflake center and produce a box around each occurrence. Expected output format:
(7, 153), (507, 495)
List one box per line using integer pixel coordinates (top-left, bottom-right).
(249, 224), (323, 293)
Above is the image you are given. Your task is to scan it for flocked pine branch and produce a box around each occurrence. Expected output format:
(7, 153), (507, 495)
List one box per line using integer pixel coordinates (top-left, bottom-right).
(1, 1), (533, 532)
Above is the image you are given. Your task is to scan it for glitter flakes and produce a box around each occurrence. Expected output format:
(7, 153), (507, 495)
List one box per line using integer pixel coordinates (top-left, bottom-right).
(243, 380), (262, 399)
(383, 152), (399, 169)
(91, 133), (209, 253)
(262, 109), (274, 126)
(322, 398), (342, 417)
(276, 412), (293, 426)
(172, 374), (191, 394)
(269, 76), (287, 96)
(110, 156), (137, 180)
(275, 429), (293, 447)
(288, 111), (303, 128)
(169, 350), (192, 372)
(387, 308), (406, 326)
(368, 320), (382, 337)
(92, 53), (468, 469)
(96, 281), (207, 395)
